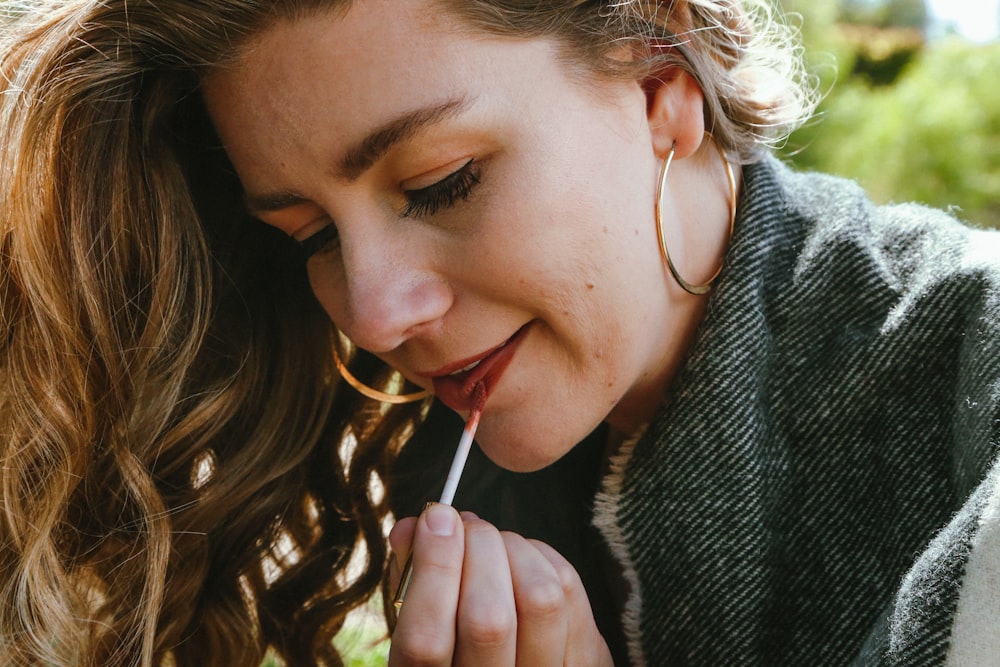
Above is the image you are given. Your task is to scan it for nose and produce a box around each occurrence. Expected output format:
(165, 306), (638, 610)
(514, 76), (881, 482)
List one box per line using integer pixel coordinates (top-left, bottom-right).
(323, 225), (453, 355)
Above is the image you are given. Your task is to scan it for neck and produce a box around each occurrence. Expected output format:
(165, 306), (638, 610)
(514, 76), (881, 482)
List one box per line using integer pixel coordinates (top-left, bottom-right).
(605, 154), (742, 436)
(605, 289), (710, 435)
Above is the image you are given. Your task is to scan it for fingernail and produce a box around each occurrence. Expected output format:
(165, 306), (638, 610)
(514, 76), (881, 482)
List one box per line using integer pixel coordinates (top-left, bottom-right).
(424, 503), (457, 536)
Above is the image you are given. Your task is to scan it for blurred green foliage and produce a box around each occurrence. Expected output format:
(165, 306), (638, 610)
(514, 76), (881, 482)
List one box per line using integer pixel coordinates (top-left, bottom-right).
(261, 620), (388, 667)
(331, 618), (390, 667)
(840, 0), (928, 29)
(781, 0), (1000, 229)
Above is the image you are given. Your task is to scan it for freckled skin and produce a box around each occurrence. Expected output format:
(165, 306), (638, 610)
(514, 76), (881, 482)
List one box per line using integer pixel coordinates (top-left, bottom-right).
(203, 0), (728, 472)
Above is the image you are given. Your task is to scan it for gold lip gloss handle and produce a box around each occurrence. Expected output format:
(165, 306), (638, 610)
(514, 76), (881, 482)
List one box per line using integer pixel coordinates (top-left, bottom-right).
(392, 553), (414, 611)
(392, 501), (434, 612)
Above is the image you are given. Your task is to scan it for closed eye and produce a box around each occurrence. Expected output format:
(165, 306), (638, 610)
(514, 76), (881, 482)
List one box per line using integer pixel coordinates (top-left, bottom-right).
(297, 158), (480, 259)
(298, 223), (339, 259)
(401, 158), (480, 219)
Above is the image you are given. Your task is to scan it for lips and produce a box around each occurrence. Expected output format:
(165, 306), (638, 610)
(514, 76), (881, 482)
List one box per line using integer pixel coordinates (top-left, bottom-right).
(427, 323), (532, 413)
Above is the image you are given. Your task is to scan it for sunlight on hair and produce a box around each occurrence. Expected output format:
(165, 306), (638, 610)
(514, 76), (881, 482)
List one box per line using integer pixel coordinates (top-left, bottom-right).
(192, 450), (216, 489)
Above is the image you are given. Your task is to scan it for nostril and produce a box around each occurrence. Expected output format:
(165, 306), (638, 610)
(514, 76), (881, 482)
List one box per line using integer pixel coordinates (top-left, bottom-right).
(342, 276), (453, 354)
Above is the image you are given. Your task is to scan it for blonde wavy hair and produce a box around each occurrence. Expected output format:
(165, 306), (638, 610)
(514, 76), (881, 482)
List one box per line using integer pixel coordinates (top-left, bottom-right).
(0, 1), (815, 665)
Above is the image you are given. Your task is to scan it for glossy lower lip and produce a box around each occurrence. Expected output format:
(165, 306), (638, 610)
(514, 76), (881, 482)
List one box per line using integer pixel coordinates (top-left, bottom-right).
(429, 322), (532, 413)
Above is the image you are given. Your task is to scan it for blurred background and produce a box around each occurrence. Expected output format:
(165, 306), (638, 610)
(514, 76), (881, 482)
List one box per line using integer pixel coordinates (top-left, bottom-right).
(780, 0), (1000, 229)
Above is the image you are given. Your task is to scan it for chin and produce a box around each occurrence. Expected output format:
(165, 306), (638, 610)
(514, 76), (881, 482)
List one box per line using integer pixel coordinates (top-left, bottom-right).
(475, 422), (581, 473)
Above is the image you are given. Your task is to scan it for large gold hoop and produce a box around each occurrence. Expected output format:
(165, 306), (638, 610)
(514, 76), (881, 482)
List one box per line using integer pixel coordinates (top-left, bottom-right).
(655, 134), (737, 296)
(331, 332), (432, 405)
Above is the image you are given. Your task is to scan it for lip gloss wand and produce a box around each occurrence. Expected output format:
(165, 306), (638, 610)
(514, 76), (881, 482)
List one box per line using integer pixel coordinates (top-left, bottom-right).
(392, 382), (487, 612)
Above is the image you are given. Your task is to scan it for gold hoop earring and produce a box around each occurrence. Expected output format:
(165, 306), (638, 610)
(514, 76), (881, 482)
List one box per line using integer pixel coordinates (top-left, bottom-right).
(655, 133), (737, 296)
(331, 331), (432, 405)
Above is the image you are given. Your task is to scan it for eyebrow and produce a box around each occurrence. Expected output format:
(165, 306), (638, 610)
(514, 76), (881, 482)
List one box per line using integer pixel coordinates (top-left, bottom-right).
(340, 96), (472, 180)
(244, 96), (473, 216)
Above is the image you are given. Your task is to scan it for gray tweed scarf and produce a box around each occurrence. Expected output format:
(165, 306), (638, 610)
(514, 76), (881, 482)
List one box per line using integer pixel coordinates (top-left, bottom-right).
(594, 156), (1000, 666)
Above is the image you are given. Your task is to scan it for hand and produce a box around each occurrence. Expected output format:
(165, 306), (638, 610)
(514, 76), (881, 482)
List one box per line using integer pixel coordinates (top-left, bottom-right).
(387, 503), (614, 667)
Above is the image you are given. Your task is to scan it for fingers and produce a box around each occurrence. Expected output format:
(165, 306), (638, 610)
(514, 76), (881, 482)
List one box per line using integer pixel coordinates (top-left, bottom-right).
(388, 511), (612, 667)
(502, 532), (569, 666)
(451, 525), (610, 667)
(388, 515), (417, 561)
(528, 540), (614, 667)
(387, 516), (417, 596)
(453, 515), (517, 665)
(389, 503), (465, 667)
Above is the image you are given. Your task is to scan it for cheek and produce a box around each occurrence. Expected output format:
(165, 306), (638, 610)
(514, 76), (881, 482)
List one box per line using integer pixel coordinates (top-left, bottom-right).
(469, 162), (647, 319)
(306, 260), (347, 322)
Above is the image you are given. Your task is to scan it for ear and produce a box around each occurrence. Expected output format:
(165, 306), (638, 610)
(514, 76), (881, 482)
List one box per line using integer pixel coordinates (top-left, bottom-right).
(645, 68), (705, 160)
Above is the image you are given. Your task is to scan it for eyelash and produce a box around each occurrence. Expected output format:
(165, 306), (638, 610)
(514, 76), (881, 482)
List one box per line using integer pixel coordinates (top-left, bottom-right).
(298, 223), (338, 260)
(401, 158), (481, 219)
(298, 159), (481, 260)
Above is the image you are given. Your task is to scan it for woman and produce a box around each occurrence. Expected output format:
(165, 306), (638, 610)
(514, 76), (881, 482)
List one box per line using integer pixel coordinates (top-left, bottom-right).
(2, 0), (998, 665)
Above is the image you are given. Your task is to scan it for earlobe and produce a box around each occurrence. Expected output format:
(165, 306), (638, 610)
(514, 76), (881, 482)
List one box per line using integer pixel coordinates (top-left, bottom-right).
(645, 69), (706, 160)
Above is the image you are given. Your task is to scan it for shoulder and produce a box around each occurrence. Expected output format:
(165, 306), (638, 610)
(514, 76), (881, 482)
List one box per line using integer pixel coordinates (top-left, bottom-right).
(760, 156), (1000, 292)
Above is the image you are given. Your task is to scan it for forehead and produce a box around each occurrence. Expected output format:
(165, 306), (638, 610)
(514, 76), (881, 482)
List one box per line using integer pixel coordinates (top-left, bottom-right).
(199, 0), (642, 201)
(212, 0), (462, 97)
(200, 1), (457, 171)
(205, 0), (608, 115)
(203, 1), (570, 179)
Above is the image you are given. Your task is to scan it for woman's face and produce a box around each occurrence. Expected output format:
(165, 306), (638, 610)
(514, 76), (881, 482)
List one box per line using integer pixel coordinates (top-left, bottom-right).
(204, 0), (694, 471)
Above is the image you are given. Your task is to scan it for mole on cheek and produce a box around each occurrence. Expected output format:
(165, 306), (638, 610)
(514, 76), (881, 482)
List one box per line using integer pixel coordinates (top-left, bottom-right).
(585, 282), (595, 290)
